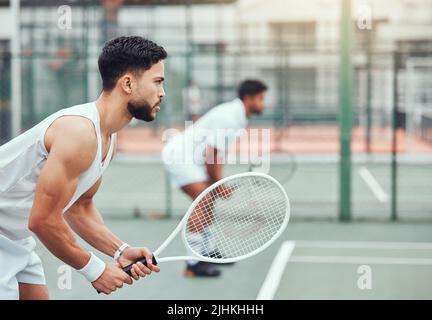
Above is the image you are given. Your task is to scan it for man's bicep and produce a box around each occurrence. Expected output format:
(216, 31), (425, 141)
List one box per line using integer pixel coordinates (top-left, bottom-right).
(30, 154), (80, 225)
(30, 137), (95, 222)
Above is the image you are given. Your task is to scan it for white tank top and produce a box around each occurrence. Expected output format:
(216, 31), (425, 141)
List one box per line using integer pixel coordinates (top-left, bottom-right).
(0, 101), (115, 240)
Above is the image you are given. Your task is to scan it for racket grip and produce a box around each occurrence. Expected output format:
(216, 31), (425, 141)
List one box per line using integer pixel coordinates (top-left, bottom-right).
(96, 255), (158, 294)
(122, 255), (158, 276)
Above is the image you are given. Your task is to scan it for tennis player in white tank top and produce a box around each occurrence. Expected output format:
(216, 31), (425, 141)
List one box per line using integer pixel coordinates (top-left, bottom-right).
(0, 36), (166, 299)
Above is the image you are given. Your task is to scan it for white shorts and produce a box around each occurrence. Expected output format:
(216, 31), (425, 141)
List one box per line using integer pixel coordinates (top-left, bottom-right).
(162, 137), (209, 188)
(0, 235), (46, 299)
(164, 162), (208, 188)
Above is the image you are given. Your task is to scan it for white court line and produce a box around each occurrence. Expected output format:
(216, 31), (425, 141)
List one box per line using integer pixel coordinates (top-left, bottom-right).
(289, 256), (432, 265)
(256, 241), (295, 300)
(295, 240), (432, 250)
(358, 166), (388, 202)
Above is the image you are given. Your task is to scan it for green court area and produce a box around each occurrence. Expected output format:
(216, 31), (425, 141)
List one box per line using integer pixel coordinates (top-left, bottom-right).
(37, 220), (432, 300)
(38, 155), (430, 300)
(94, 157), (432, 221)
(271, 241), (432, 299)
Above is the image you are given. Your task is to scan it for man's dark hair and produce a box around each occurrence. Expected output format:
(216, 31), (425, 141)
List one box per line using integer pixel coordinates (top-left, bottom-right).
(238, 80), (268, 100)
(98, 36), (167, 91)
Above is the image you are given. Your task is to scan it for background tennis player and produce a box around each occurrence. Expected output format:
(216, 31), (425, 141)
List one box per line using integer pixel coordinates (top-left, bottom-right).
(162, 79), (268, 277)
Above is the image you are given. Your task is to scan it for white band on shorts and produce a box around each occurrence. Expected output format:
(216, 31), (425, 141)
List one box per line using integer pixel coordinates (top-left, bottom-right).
(76, 252), (106, 283)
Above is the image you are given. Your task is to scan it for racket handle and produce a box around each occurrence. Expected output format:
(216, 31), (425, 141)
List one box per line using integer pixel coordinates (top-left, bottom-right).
(96, 255), (158, 294)
(122, 255), (158, 276)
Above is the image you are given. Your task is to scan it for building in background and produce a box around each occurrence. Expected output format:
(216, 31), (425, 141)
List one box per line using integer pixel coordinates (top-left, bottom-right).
(0, 0), (431, 141)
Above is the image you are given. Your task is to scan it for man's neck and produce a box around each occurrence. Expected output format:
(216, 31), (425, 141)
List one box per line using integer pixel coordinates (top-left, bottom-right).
(95, 92), (133, 137)
(241, 99), (252, 118)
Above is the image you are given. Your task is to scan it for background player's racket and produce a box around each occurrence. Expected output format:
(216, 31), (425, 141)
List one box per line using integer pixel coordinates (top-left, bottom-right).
(249, 152), (297, 186)
(121, 172), (290, 274)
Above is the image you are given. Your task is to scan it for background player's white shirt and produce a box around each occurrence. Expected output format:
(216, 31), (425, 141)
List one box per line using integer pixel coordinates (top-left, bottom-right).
(163, 98), (247, 167)
(0, 102), (115, 240)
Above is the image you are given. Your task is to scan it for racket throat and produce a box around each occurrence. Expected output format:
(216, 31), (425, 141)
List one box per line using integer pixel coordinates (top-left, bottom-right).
(158, 256), (201, 263)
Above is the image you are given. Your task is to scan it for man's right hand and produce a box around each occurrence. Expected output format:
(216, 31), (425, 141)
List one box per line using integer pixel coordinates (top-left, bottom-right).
(91, 263), (133, 295)
(216, 184), (234, 199)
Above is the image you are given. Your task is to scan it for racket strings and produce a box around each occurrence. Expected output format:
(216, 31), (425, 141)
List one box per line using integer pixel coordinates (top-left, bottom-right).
(185, 175), (287, 260)
(208, 181), (284, 257)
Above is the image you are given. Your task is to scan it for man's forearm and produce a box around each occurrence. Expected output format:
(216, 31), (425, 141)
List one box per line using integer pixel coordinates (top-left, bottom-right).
(206, 161), (224, 183)
(65, 201), (123, 258)
(31, 213), (90, 269)
(206, 145), (224, 183)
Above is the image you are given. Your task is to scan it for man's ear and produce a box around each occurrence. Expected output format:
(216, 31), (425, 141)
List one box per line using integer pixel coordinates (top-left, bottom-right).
(120, 75), (133, 94)
(242, 95), (251, 106)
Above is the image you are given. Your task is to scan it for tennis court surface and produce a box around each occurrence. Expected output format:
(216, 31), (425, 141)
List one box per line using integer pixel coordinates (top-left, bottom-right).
(33, 155), (430, 300)
(37, 219), (432, 300)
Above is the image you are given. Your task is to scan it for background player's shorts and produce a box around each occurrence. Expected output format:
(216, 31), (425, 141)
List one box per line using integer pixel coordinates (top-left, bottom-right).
(162, 138), (209, 188)
(164, 162), (208, 188)
(0, 234), (46, 299)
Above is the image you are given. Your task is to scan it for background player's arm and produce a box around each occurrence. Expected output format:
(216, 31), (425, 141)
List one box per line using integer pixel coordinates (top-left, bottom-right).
(205, 145), (224, 183)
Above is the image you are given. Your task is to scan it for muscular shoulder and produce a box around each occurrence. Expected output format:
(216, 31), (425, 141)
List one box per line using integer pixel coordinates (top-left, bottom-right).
(44, 116), (98, 174)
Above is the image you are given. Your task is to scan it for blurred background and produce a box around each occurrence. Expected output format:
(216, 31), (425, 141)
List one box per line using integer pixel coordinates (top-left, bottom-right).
(1, 0), (431, 221)
(0, 0), (432, 299)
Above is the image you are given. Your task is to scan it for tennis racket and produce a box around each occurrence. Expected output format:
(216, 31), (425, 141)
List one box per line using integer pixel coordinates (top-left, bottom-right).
(121, 172), (290, 274)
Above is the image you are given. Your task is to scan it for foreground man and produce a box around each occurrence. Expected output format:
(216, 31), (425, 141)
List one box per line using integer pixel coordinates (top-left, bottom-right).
(0, 36), (166, 299)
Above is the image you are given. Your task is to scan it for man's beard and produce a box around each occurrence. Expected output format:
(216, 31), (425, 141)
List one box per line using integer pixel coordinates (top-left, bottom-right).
(127, 100), (158, 122)
(252, 108), (263, 116)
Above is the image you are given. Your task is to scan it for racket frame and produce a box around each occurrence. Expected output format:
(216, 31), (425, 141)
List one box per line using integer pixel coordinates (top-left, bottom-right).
(153, 172), (290, 264)
(249, 152), (297, 185)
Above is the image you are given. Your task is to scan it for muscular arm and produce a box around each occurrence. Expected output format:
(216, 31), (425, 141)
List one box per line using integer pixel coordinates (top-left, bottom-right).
(64, 175), (160, 280)
(64, 177), (123, 258)
(28, 117), (98, 269)
(29, 117), (155, 293)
